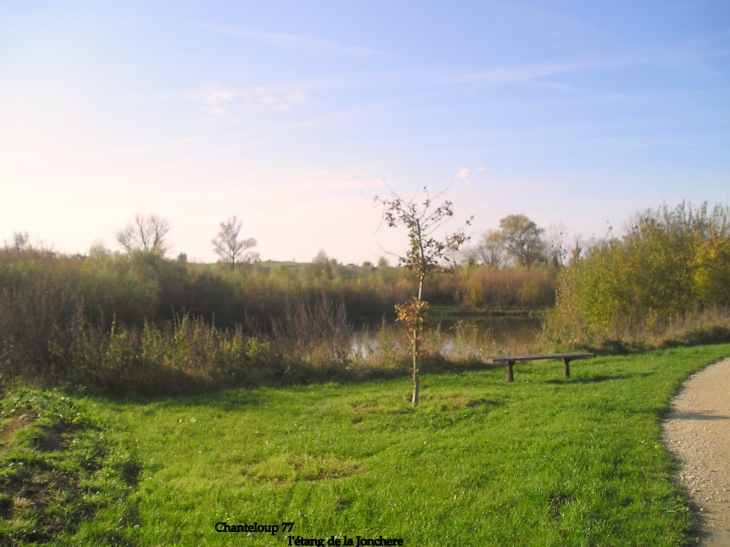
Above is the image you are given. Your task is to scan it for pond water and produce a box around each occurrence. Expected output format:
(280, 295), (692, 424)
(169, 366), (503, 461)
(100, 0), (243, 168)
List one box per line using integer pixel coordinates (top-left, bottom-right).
(352, 315), (543, 357)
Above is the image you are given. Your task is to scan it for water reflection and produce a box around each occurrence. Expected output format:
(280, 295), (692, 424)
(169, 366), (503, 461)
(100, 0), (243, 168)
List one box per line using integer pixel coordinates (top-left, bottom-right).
(351, 315), (542, 357)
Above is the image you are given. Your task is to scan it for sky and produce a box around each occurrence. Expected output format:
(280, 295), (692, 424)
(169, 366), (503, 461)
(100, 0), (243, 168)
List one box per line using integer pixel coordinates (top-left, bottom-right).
(1, 1), (729, 264)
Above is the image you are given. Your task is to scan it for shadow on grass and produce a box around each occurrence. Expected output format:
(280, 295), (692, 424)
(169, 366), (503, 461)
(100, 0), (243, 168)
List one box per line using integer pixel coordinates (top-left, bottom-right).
(544, 372), (652, 384)
(87, 387), (272, 412)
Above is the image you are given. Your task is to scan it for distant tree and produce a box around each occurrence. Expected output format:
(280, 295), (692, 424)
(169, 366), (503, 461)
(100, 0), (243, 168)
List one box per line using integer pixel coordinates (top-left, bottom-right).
(212, 216), (258, 269)
(546, 222), (569, 268)
(10, 231), (30, 252)
(312, 249), (329, 264)
(310, 249), (338, 278)
(569, 234), (584, 265)
(375, 188), (471, 407)
(498, 214), (545, 269)
(459, 246), (479, 267)
(88, 241), (111, 259)
(377, 256), (390, 268)
(476, 229), (505, 268)
(117, 214), (170, 255)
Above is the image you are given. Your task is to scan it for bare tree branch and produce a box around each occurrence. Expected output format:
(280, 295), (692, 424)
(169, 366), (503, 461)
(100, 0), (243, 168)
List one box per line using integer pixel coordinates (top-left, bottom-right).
(212, 216), (258, 268)
(116, 214), (170, 255)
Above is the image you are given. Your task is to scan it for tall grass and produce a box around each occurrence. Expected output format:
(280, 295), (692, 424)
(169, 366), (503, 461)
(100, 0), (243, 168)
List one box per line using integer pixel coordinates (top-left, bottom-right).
(542, 304), (730, 354)
(458, 266), (556, 310)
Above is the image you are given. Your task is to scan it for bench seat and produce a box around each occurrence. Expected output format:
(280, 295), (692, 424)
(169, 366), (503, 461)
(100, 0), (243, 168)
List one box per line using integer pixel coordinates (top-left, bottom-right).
(485, 352), (595, 382)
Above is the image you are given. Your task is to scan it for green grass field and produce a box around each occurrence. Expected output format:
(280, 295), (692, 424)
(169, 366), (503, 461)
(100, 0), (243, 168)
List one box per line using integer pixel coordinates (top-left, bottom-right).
(3, 345), (729, 546)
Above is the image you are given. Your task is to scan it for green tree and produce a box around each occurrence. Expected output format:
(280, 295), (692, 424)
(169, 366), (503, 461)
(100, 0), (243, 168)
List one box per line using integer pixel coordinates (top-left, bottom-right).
(693, 225), (730, 306)
(498, 214), (545, 269)
(552, 201), (730, 338)
(376, 188), (471, 406)
(476, 229), (504, 267)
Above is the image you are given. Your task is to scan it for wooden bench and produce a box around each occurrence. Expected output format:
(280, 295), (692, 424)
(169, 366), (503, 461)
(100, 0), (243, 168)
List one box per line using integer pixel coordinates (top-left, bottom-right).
(485, 353), (595, 383)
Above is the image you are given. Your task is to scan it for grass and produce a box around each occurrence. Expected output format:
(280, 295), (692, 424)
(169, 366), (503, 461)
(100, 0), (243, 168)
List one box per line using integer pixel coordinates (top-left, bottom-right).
(0, 391), (140, 545)
(2, 344), (729, 546)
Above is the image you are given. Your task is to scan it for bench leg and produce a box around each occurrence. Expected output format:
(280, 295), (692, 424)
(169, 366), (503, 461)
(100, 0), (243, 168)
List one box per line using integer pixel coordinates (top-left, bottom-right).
(507, 361), (515, 383)
(563, 358), (571, 377)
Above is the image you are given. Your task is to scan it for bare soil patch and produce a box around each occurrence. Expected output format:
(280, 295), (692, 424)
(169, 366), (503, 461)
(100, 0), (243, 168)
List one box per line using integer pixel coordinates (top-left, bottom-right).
(0, 413), (36, 448)
(663, 357), (730, 546)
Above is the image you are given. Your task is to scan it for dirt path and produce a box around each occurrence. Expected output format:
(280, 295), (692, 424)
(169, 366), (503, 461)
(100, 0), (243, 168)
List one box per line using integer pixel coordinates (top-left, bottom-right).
(663, 357), (730, 546)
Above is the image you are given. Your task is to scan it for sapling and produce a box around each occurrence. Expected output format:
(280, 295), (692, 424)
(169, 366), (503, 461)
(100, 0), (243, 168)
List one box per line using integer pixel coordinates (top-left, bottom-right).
(376, 188), (471, 406)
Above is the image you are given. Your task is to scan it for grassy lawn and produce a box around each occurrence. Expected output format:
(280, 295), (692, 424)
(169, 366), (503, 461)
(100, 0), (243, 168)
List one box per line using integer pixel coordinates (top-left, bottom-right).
(3, 345), (730, 546)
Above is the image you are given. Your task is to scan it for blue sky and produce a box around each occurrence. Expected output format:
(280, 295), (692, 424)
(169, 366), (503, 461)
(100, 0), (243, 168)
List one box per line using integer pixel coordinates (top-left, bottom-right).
(1, 1), (728, 263)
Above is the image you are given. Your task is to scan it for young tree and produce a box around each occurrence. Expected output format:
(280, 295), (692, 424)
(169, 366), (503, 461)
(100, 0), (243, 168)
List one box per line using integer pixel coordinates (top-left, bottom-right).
(212, 216), (258, 268)
(376, 188), (472, 406)
(116, 214), (170, 255)
(498, 214), (545, 269)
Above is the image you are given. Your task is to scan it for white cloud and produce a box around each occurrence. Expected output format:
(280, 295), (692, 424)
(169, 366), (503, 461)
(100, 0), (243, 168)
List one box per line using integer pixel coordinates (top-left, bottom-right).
(203, 106), (225, 116)
(195, 85), (307, 116)
(456, 168), (471, 180)
(205, 89), (237, 104)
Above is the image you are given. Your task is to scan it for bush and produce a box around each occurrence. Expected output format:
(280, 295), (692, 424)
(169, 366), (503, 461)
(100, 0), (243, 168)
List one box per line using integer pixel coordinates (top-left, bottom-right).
(545, 201), (730, 348)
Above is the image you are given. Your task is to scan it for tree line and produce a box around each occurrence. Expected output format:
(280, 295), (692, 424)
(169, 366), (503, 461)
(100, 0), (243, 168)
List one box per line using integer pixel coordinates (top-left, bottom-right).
(0, 206), (557, 394)
(2, 199), (728, 394)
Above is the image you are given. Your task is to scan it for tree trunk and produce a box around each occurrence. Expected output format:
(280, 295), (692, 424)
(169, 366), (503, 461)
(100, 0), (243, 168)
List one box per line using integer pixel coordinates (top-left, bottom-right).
(412, 274), (425, 407)
(412, 325), (419, 407)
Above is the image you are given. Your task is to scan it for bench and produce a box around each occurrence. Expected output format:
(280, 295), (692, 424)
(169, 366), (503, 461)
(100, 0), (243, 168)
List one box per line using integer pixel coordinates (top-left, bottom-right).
(485, 353), (595, 383)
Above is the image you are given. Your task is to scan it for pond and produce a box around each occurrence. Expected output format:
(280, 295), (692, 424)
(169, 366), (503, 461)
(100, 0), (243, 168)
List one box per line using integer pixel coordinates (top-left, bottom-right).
(352, 314), (543, 357)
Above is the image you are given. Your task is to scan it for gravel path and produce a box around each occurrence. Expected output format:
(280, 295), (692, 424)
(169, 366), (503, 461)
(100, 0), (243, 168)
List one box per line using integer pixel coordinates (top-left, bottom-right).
(663, 357), (730, 546)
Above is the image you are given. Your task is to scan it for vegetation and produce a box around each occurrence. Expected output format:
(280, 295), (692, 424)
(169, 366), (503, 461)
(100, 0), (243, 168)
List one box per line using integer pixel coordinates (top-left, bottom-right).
(0, 390), (139, 545)
(0, 243), (555, 396)
(2, 346), (728, 545)
(2, 199), (730, 545)
(546, 202), (730, 350)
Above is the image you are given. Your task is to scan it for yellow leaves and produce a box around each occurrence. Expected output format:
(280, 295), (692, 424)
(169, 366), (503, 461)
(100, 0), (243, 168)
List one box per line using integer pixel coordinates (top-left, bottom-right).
(693, 229), (730, 306)
(395, 297), (429, 346)
(395, 297), (429, 329)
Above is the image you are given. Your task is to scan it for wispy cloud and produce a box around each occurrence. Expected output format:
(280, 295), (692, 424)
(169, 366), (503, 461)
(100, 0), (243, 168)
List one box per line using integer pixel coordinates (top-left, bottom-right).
(456, 166), (486, 184)
(195, 86), (307, 116)
(424, 32), (730, 89)
(186, 28), (729, 125)
(200, 24), (386, 57)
